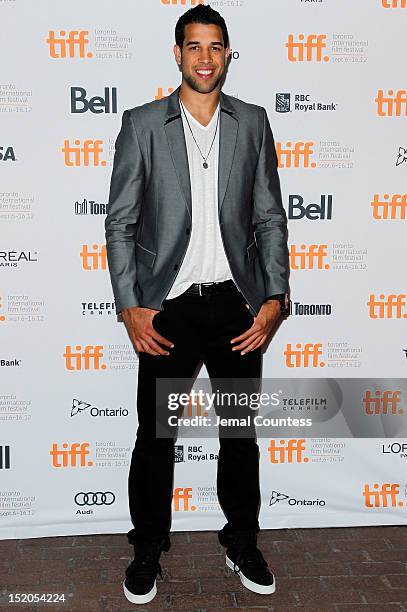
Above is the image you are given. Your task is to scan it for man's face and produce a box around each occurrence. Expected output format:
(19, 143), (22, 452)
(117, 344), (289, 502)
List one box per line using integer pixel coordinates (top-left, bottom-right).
(174, 23), (231, 94)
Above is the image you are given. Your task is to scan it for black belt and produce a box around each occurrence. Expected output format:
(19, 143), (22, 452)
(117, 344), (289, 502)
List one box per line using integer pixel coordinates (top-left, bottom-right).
(183, 279), (238, 296)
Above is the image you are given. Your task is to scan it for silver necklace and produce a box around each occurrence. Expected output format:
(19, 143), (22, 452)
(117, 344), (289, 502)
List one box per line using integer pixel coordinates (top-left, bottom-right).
(179, 96), (220, 169)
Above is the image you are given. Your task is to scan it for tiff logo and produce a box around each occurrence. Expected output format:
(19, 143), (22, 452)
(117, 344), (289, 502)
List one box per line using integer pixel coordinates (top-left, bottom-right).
(382, 0), (406, 7)
(276, 142), (316, 168)
(375, 90), (407, 116)
(0, 445), (10, 469)
(368, 294), (407, 319)
(62, 140), (106, 167)
(63, 345), (106, 371)
(371, 194), (407, 219)
(363, 390), (403, 415)
(363, 483), (403, 508)
(80, 244), (107, 270)
(50, 442), (94, 467)
(46, 30), (92, 59)
(173, 487), (196, 511)
(289, 244), (329, 270)
(285, 34), (329, 62)
(284, 343), (325, 368)
(162, 0), (204, 5)
(267, 439), (308, 463)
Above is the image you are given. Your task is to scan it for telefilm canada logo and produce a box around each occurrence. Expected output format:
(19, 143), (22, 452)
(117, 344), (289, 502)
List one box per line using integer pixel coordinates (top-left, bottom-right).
(276, 93), (337, 113)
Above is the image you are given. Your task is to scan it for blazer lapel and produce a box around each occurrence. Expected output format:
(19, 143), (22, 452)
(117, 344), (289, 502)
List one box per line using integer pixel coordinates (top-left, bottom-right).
(164, 86), (191, 219)
(163, 86), (238, 220)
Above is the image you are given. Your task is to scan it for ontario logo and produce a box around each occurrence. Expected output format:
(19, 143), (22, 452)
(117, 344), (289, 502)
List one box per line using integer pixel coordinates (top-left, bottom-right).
(269, 490), (326, 507)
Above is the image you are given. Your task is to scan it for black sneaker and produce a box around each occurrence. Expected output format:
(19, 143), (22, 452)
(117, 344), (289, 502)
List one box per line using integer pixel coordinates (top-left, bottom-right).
(218, 528), (276, 595)
(123, 536), (171, 605)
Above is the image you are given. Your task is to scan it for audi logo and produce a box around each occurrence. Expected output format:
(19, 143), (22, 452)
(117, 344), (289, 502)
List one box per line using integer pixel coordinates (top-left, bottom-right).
(74, 491), (116, 506)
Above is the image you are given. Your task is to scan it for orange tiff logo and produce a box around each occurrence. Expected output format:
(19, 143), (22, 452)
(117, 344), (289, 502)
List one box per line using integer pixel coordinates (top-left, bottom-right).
(363, 390), (403, 415)
(173, 487), (196, 511)
(62, 140), (106, 167)
(64, 345), (106, 371)
(367, 294), (407, 319)
(267, 439), (308, 463)
(276, 142), (316, 169)
(382, 0), (406, 7)
(80, 244), (107, 270)
(289, 244), (329, 270)
(363, 483), (403, 508)
(375, 90), (407, 116)
(162, 0), (204, 4)
(46, 30), (92, 59)
(284, 343), (325, 368)
(50, 442), (93, 467)
(285, 34), (328, 62)
(371, 194), (407, 219)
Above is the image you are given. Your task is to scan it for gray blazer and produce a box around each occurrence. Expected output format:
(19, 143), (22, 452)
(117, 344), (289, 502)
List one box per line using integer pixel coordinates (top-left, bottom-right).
(105, 85), (289, 318)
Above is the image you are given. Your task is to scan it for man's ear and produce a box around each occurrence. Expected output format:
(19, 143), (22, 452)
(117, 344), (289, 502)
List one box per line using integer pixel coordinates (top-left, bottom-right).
(173, 43), (181, 66)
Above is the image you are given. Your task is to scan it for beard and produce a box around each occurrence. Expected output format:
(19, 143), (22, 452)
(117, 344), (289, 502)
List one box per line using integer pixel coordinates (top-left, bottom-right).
(181, 66), (224, 94)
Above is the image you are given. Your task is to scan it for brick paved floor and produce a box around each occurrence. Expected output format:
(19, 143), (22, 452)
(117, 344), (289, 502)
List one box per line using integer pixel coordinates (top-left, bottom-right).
(0, 526), (406, 611)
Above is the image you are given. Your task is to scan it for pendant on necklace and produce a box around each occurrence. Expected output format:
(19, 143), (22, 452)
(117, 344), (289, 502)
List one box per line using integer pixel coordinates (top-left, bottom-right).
(203, 162), (208, 169)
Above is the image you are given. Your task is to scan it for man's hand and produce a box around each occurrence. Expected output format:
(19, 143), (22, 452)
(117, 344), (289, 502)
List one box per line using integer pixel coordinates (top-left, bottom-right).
(230, 301), (281, 355)
(121, 306), (174, 356)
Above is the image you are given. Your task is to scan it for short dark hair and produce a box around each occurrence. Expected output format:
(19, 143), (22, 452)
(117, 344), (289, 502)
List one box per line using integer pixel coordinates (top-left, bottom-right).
(175, 4), (229, 50)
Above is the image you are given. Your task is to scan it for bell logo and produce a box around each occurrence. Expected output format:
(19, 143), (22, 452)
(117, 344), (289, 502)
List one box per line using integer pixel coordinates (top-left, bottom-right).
(382, 0), (406, 7)
(285, 34), (329, 63)
(371, 194), (407, 219)
(46, 30), (92, 59)
(375, 90), (407, 117)
(363, 390), (403, 415)
(276, 142), (316, 168)
(267, 439), (308, 463)
(63, 345), (106, 371)
(363, 483), (403, 508)
(62, 140), (105, 167)
(80, 244), (107, 270)
(367, 294), (407, 319)
(284, 343), (325, 368)
(50, 442), (93, 467)
(161, 0), (204, 5)
(289, 244), (329, 270)
(173, 487), (196, 511)
(70, 87), (117, 114)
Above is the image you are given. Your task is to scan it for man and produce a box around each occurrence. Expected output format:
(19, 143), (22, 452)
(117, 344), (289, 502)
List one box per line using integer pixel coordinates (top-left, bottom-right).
(105, 4), (290, 605)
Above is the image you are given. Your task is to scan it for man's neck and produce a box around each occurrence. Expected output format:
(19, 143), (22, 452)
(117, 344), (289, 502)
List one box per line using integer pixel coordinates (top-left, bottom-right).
(179, 82), (220, 127)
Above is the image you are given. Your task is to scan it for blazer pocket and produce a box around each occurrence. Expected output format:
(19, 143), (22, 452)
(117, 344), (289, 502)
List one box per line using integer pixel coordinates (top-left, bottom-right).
(135, 241), (156, 268)
(246, 240), (258, 263)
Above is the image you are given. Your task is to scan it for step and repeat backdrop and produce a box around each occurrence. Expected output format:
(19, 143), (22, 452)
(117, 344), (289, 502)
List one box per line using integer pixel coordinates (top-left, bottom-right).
(1, 0), (407, 539)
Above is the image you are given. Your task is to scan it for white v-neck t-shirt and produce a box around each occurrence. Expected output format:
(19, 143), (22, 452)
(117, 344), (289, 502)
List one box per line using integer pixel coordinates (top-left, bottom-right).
(166, 101), (233, 300)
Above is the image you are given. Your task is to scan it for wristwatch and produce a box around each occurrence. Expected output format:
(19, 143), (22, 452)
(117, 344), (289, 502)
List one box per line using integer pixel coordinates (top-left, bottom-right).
(264, 293), (291, 316)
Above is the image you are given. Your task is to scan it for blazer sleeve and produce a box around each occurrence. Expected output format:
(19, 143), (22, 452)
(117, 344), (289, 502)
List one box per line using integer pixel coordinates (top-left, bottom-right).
(252, 107), (290, 296)
(105, 110), (145, 317)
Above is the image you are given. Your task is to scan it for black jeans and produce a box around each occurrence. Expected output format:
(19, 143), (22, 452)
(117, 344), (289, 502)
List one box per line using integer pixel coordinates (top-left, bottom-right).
(127, 282), (262, 545)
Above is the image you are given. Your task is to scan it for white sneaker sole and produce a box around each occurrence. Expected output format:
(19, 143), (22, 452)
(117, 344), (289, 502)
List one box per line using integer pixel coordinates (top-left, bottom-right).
(123, 579), (157, 604)
(225, 554), (276, 595)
